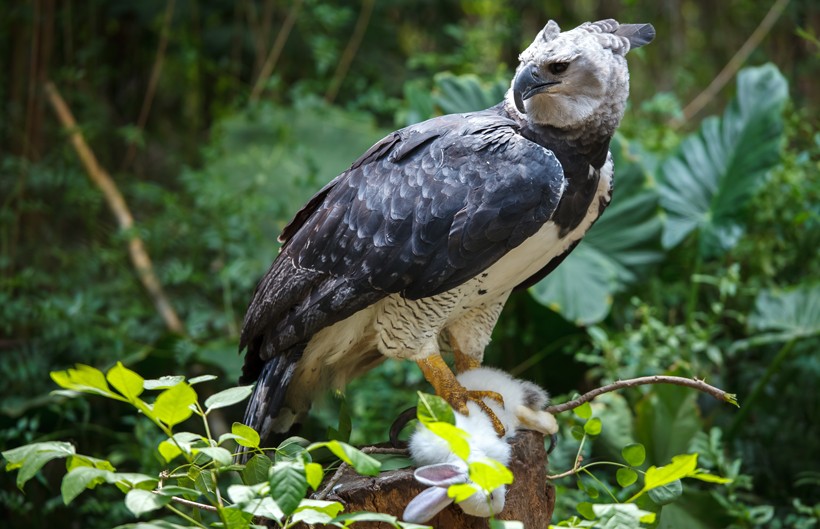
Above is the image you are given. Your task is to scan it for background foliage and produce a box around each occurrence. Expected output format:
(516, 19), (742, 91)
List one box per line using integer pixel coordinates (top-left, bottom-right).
(1, 0), (818, 527)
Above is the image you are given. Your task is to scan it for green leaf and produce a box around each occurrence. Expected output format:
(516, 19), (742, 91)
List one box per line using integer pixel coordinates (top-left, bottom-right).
(188, 374), (218, 385)
(577, 501), (595, 520)
(571, 426), (586, 441)
(241, 454), (272, 485)
(231, 422), (260, 449)
(616, 468), (638, 488)
(748, 285), (820, 338)
(643, 454), (698, 491)
(592, 503), (657, 527)
(124, 489), (171, 516)
(204, 385), (254, 412)
(61, 466), (112, 504)
(3, 441), (75, 489)
(426, 422), (471, 461)
(268, 461), (308, 517)
(226, 482), (266, 503)
(217, 506), (254, 529)
(154, 486), (202, 497)
(332, 512), (400, 527)
(490, 521), (524, 529)
(295, 499), (344, 518)
(416, 392), (455, 426)
(448, 483), (480, 503)
(622, 443), (646, 467)
(143, 376), (186, 390)
(574, 402), (592, 419)
(530, 135), (663, 324)
(153, 382), (197, 428)
(157, 440), (183, 463)
(583, 418), (602, 436)
(107, 362), (145, 401)
(194, 447), (233, 466)
(468, 459), (514, 492)
(305, 462), (324, 490)
(659, 64), (788, 254)
(308, 441), (381, 476)
(50, 365), (120, 399)
(689, 470), (733, 484)
(646, 479), (683, 505)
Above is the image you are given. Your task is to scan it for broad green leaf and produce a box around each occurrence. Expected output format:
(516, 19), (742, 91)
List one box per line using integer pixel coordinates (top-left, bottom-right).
(308, 441), (380, 476)
(748, 285), (820, 339)
(66, 454), (116, 473)
(646, 479), (683, 505)
(50, 365), (120, 399)
(124, 489), (171, 516)
(268, 461), (308, 517)
(158, 440), (183, 463)
(217, 506), (254, 529)
(227, 482), (267, 503)
(531, 136), (663, 324)
(295, 499), (344, 518)
(622, 443), (646, 467)
(241, 454), (272, 485)
(583, 418), (602, 436)
(574, 402), (592, 420)
(448, 483), (480, 503)
(635, 384), (702, 466)
(577, 501), (595, 520)
(468, 459), (513, 492)
(153, 383), (197, 427)
(106, 362), (144, 401)
(659, 64), (788, 254)
(616, 468), (638, 488)
(3, 441), (75, 489)
(592, 503), (657, 527)
(231, 422), (260, 449)
(204, 385), (254, 412)
(432, 72), (508, 115)
(305, 462), (324, 490)
(62, 466), (112, 504)
(143, 376), (185, 390)
(416, 392), (455, 426)
(291, 508), (333, 525)
(643, 454), (698, 491)
(426, 422), (471, 461)
(194, 447), (232, 466)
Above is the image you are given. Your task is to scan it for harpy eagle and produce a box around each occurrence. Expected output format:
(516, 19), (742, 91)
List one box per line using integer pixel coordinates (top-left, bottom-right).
(239, 19), (655, 443)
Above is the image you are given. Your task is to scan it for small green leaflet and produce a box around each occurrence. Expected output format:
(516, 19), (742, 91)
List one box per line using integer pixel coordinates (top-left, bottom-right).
(51, 365), (121, 400)
(153, 383), (197, 427)
(416, 392), (455, 425)
(204, 385), (254, 413)
(124, 489), (171, 516)
(268, 461), (308, 517)
(621, 444), (646, 467)
(3, 441), (76, 490)
(583, 417), (602, 436)
(616, 468), (638, 488)
(307, 440), (380, 476)
(106, 362), (144, 402)
(469, 459), (513, 492)
(193, 447), (233, 466)
(231, 422), (261, 449)
(574, 402), (592, 419)
(448, 483), (480, 503)
(628, 453), (731, 502)
(426, 422), (471, 461)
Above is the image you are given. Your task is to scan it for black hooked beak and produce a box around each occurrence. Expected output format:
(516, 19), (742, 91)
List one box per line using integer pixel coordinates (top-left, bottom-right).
(512, 62), (561, 113)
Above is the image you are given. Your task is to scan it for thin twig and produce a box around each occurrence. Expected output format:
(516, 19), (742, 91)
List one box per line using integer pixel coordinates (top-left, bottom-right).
(249, 0), (302, 103)
(162, 492), (219, 513)
(324, 0), (374, 104)
(545, 375), (738, 415)
(315, 446), (408, 500)
(677, 0), (790, 124)
(122, 0), (176, 170)
(43, 81), (186, 335)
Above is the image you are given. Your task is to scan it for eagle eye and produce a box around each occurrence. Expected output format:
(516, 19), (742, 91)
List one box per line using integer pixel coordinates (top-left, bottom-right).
(548, 62), (569, 74)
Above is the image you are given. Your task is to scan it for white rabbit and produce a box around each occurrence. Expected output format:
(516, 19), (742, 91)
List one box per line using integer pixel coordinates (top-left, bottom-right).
(402, 367), (557, 524)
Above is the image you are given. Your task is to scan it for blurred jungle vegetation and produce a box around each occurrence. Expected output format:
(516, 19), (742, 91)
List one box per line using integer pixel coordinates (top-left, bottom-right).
(1, 0), (818, 527)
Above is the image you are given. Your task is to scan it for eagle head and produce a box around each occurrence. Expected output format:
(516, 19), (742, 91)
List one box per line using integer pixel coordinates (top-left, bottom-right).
(511, 19), (654, 135)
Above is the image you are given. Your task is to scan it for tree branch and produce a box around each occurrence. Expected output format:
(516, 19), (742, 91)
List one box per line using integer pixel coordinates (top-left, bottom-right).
(122, 0), (176, 170)
(43, 81), (186, 335)
(324, 0), (374, 104)
(677, 0), (789, 123)
(249, 0), (303, 103)
(545, 375), (738, 415)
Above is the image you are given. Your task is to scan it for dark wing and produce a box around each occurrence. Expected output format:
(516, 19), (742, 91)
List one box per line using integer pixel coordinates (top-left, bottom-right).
(240, 109), (565, 380)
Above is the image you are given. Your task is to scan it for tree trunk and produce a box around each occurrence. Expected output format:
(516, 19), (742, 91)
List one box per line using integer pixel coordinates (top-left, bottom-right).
(300, 430), (554, 528)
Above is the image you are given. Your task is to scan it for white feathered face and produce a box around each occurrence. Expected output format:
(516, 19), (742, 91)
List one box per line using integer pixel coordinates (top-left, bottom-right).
(511, 19), (654, 131)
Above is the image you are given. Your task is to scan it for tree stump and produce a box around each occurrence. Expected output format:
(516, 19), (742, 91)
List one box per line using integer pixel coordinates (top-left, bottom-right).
(304, 430), (554, 528)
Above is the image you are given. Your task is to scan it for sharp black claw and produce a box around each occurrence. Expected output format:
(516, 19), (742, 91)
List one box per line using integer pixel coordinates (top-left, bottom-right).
(389, 406), (417, 447)
(547, 433), (558, 454)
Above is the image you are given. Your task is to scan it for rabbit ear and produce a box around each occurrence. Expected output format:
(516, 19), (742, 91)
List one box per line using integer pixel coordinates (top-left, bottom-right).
(402, 487), (454, 524)
(414, 463), (469, 487)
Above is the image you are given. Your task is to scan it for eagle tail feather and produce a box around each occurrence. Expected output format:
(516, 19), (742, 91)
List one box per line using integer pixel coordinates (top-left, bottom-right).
(238, 348), (303, 462)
